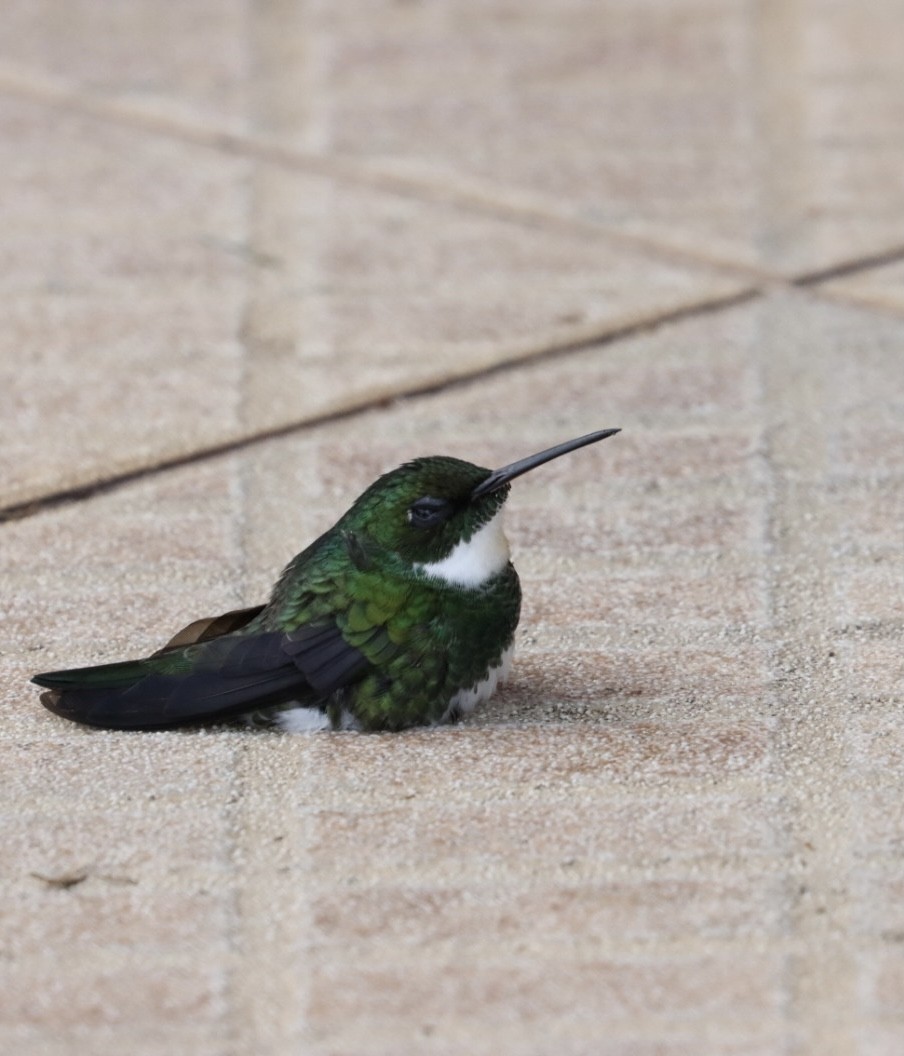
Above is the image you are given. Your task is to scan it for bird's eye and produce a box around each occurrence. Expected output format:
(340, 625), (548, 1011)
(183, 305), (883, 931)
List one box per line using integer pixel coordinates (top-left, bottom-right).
(407, 497), (452, 529)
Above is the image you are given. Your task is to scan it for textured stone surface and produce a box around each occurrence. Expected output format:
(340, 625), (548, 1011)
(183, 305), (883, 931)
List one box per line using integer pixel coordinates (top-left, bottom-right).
(822, 258), (904, 316)
(296, 0), (904, 273)
(3, 294), (904, 1054)
(2, 2), (904, 1054)
(0, 0), (251, 128)
(0, 98), (743, 511)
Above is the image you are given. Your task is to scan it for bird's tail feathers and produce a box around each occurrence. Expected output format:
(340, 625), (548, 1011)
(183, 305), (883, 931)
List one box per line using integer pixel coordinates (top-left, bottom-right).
(32, 631), (312, 730)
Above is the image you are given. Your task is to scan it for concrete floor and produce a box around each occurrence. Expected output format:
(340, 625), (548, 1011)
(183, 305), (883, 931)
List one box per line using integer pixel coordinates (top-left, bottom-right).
(1, 2), (903, 1053)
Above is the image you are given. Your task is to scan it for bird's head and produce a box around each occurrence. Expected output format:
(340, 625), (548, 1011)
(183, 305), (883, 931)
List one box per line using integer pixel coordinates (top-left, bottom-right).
(342, 428), (620, 586)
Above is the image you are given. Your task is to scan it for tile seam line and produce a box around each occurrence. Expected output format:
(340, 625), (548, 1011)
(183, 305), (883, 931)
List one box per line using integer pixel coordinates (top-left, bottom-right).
(2, 68), (904, 312)
(0, 64), (754, 281)
(791, 244), (904, 286)
(757, 313), (859, 1049)
(0, 286), (758, 525)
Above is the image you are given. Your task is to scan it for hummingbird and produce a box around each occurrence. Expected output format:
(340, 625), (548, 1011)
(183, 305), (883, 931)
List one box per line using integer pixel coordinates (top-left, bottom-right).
(32, 428), (620, 732)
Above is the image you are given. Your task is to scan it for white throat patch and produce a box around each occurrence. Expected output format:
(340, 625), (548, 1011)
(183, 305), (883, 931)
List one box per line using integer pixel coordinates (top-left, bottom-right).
(415, 508), (510, 589)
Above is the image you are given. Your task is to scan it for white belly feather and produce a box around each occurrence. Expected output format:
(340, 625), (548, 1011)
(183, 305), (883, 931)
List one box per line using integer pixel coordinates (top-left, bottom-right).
(273, 645), (514, 732)
(441, 643), (515, 721)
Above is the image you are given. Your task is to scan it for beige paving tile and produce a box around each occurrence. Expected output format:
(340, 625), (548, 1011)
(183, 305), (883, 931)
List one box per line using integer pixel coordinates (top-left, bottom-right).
(297, 0), (904, 273)
(0, 83), (251, 298)
(3, 293), (903, 1052)
(9, 2), (901, 282)
(798, 0), (904, 270)
(2, 874), (227, 952)
(307, 954), (786, 1046)
(752, 293), (904, 1054)
(0, 459), (243, 683)
(853, 784), (904, 858)
(309, 871), (788, 948)
(0, 95), (249, 510)
(820, 258), (904, 316)
(856, 1027), (904, 1056)
(843, 641), (904, 703)
(0, 91), (745, 512)
(297, 0), (757, 259)
(1, 0), (250, 129)
(0, 953), (224, 1027)
(4, 2), (903, 1053)
(853, 862), (904, 941)
(863, 949), (904, 1020)
(0, 1030), (228, 1056)
(238, 170), (746, 434)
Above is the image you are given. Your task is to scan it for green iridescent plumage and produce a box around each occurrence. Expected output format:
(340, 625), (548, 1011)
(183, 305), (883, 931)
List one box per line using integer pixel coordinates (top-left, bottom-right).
(32, 429), (618, 732)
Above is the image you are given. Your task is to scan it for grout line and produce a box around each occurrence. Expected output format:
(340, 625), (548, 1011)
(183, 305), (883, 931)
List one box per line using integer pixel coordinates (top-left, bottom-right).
(811, 284), (904, 322)
(1, 68), (901, 527)
(756, 297), (859, 1054)
(791, 244), (904, 287)
(0, 62), (760, 282)
(0, 286), (759, 525)
(4, 62), (904, 310)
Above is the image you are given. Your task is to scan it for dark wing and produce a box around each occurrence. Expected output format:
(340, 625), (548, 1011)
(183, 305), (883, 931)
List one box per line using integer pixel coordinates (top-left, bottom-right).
(32, 620), (371, 731)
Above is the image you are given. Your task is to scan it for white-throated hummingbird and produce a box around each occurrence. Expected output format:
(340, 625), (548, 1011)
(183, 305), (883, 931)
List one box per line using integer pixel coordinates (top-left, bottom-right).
(33, 428), (620, 732)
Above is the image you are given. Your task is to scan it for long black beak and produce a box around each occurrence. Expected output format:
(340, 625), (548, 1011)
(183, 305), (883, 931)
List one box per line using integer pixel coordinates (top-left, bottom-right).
(471, 428), (621, 500)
